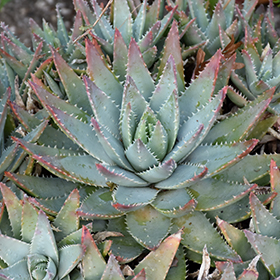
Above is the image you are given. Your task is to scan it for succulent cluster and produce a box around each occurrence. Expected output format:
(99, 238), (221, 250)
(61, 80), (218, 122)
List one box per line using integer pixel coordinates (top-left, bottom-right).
(1, 0), (280, 279)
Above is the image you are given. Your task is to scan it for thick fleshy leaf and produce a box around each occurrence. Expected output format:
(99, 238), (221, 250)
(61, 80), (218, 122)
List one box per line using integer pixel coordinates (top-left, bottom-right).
(244, 230), (280, 278)
(1, 34), (33, 64)
(5, 172), (80, 199)
(206, 195), (251, 223)
(152, 189), (196, 218)
(21, 198), (39, 243)
(58, 244), (84, 279)
(77, 188), (124, 219)
(164, 124), (204, 163)
(96, 164), (148, 187)
(27, 195), (70, 215)
(30, 210), (59, 265)
(86, 38), (123, 107)
(0, 259), (30, 279)
(114, 0), (132, 46)
(0, 235), (29, 266)
(217, 217), (256, 261)
(138, 22), (160, 52)
(15, 139), (100, 183)
(134, 106), (157, 144)
(92, 118), (133, 171)
(27, 254), (57, 279)
(178, 89), (225, 141)
(146, 120), (168, 161)
(133, 0), (147, 41)
(0, 90), (9, 137)
(101, 255), (125, 280)
(126, 205), (171, 250)
(53, 189), (80, 241)
(107, 217), (144, 263)
(179, 49), (221, 122)
(187, 0), (209, 31)
(189, 178), (257, 211)
(84, 76), (120, 138)
(157, 89), (179, 152)
(134, 230), (182, 279)
(207, 2), (226, 40)
(32, 153), (107, 186)
(230, 71), (256, 100)
(186, 140), (258, 176)
(165, 244), (187, 280)
(120, 102), (136, 151)
(125, 139), (158, 172)
(81, 226), (106, 280)
(52, 48), (91, 113)
(137, 159), (176, 183)
(0, 144), (18, 177)
(91, 0), (114, 42)
(215, 54), (236, 93)
(0, 48), (27, 79)
(30, 76), (91, 123)
(127, 39), (155, 101)
(258, 47), (273, 81)
(121, 76), (148, 124)
(173, 211), (241, 262)
(215, 154), (280, 185)
(113, 29), (128, 82)
(250, 192), (280, 239)
(203, 88), (274, 143)
(270, 160), (280, 218)
(220, 262), (236, 280)
(155, 163), (207, 189)
(237, 256), (260, 280)
(157, 21), (184, 92)
(0, 183), (22, 239)
(58, 223), (93, 248)
(46, 104), (114, 164)
(112, 186), (158, 212)
(150, 56), (177, 113)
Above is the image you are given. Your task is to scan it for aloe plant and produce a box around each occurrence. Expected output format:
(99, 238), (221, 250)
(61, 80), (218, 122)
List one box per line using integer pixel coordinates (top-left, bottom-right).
(2, 0), (280, 278)
(8, 13), (278, 268)
(73, 0), (177, 72)
(0, 184), (86, 279)
(166, 0), (260, 60)
(0, 180), (187, 279)
(197, 159), (280, 279)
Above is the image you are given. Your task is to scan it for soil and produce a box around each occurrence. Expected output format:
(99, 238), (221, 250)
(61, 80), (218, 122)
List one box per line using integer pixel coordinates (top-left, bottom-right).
(0, 0), (75, 47)
(2, 0), (280, 48)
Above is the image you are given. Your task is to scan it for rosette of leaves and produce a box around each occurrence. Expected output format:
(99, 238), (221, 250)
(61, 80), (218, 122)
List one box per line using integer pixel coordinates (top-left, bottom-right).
(0, 179), (187, 279)
(0, 87), (53, 186)
(13, 18), (279, 268)
(230, 23), (280, 114)
(167, 0), (258, 59)
(0, 183), (85, 279)
(0, 4), (77, 101)
(73, 0), (177, 74)
(80, 226), (183, 280)
(197, 159), (280, 280)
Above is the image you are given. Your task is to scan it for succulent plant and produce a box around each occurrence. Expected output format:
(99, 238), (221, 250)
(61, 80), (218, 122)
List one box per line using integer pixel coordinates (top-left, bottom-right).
(81, 226), (183, 279)
(0, 184), (85, 279)
(2, 0), (280, 278)
(73, 0), (177, 72)
(230, 24), (280, 114)
(191, 159), (280, 279)
(10, 15), (279, 268)
(166, 0), (259, 59)
(0, 180), (187, 279)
